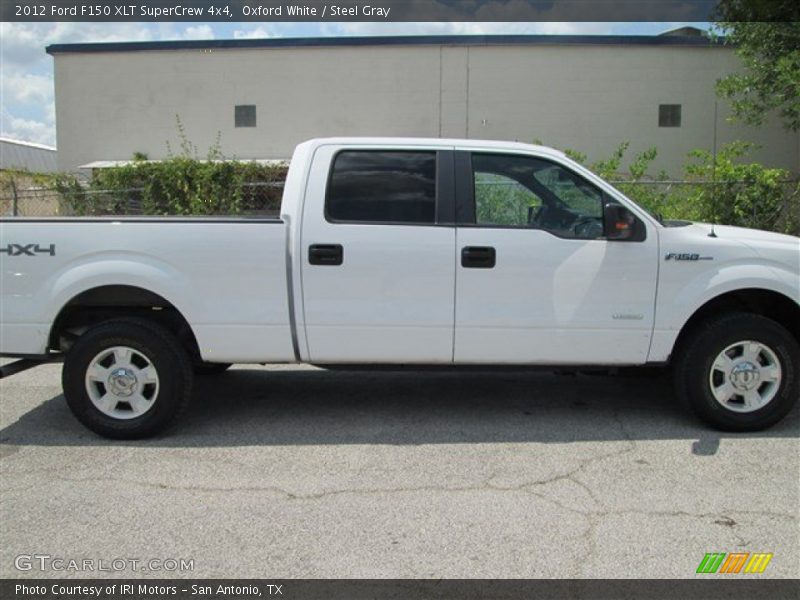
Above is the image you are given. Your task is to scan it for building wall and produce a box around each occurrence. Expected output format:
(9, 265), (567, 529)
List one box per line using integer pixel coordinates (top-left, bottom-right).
(53, 42), (799, 175)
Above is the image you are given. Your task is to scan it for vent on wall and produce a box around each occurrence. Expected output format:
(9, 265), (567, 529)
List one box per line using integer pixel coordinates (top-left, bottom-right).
(659, 104), (681, 128)
(235, 105), (257, 128)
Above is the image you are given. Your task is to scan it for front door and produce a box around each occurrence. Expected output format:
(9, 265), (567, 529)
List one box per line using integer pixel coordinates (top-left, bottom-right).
(454, 151), (658, 364)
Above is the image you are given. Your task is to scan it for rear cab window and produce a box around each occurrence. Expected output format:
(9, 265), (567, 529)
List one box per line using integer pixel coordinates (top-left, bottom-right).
(326, 151), (437, 224)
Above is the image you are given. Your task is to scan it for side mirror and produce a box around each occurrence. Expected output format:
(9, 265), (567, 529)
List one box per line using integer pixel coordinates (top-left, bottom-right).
(603, 203), (643, 241)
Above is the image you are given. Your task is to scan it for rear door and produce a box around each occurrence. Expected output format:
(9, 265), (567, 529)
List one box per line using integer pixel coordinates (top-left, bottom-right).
(300, 144), (457, 363)
(454, 150), (658, 364)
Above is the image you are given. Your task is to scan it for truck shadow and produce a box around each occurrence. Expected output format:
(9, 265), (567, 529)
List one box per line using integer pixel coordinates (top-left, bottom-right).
(1, 367), (798, 448)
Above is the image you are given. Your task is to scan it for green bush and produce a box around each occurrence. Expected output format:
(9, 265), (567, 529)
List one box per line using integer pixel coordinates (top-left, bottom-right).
(683, 141), (796, 233)
(560, 142), (677, 220)
(555, 140), (797, 234)
(58, 120), (287, 216)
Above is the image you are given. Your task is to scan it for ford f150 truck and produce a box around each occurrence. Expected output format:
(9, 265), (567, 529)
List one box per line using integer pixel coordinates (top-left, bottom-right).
(1, 138), (798, 438)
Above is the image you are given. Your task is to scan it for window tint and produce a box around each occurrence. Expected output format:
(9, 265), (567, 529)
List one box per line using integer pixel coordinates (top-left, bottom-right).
(327, 151), (436, 224)
(472, 153), (605, 239)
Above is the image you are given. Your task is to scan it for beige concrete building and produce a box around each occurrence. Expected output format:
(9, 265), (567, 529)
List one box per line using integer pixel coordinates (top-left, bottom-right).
(48, 33), (799, 176)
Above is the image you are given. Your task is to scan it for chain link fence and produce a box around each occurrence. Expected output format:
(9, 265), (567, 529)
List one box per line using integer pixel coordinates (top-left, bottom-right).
(0, 181), (284, 218)
(1, 176), (798, 235)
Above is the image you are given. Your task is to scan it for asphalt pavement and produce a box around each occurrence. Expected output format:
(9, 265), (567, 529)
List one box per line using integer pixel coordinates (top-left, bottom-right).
(1, 362), (798, 578)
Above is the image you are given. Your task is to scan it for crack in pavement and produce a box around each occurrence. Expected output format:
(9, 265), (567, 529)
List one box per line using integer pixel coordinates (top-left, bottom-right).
(3, 408), (796, 579)
(44, 469), (800, 528)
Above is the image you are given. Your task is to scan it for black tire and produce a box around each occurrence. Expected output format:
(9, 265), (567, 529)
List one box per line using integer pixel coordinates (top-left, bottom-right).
(673, 312), (799, 432)
(62, 318), (193, 439)
(194, 362), (233, 375)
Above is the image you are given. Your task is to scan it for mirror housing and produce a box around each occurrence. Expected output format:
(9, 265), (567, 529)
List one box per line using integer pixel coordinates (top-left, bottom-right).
(603, 203), (645, 241)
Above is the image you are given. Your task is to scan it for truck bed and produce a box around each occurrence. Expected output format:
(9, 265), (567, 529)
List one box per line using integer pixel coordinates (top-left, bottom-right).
(0, 217), (296, 362)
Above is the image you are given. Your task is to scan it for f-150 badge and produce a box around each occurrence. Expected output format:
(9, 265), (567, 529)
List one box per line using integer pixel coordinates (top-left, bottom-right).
(665, 252), (712, 261)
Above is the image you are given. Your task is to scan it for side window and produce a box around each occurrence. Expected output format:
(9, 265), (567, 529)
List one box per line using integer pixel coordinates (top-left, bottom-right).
(532, 165), (603, 219)
(472, 153), (606, 239)
(327, 151), (436, 224)
(474, 172), (543, 227)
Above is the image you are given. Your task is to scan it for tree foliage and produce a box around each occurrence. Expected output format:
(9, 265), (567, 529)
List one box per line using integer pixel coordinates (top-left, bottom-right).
(713, 3), (800, 131)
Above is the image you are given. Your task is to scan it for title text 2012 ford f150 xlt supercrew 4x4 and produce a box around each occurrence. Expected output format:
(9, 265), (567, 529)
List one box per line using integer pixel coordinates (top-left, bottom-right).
(1, 138), (798, 438)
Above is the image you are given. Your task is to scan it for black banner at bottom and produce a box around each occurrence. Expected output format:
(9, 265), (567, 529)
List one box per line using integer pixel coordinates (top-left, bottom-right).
(2, 579), (799, 600)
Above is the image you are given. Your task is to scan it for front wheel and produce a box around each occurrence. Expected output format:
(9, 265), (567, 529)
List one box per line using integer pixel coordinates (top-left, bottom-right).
(62, 318), (193, 439)
(673, 312), (799, 431)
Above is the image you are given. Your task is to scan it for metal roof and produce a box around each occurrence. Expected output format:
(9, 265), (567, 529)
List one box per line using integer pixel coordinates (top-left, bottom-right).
(0, 137), (58, 173)
(0, 136), (56, 152)
(46, 33), (721, 55)
(79, 159), (288, 169)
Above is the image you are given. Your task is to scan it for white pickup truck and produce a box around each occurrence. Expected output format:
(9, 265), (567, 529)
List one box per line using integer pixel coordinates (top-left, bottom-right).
(1, 138), (798, 438)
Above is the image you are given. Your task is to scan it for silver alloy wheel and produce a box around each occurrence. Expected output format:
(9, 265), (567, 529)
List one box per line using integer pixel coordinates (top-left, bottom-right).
(84, 346), (160, 419)
(709, 340), (782, 413)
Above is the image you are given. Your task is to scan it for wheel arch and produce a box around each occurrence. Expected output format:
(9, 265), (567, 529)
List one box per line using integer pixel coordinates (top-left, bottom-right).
(49, 284), (201, 361)
(671, 288), (800, 360)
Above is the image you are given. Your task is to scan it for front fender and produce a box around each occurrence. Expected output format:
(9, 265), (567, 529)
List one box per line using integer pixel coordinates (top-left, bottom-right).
(648, 259), (799, 362)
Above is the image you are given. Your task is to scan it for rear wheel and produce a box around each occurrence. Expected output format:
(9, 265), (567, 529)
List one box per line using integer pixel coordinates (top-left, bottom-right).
(673, 312), (799, 431)
(63, 318), (193, 439)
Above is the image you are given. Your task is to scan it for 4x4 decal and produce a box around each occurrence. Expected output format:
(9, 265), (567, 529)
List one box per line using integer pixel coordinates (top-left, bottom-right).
(0, 244), (56, 256)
